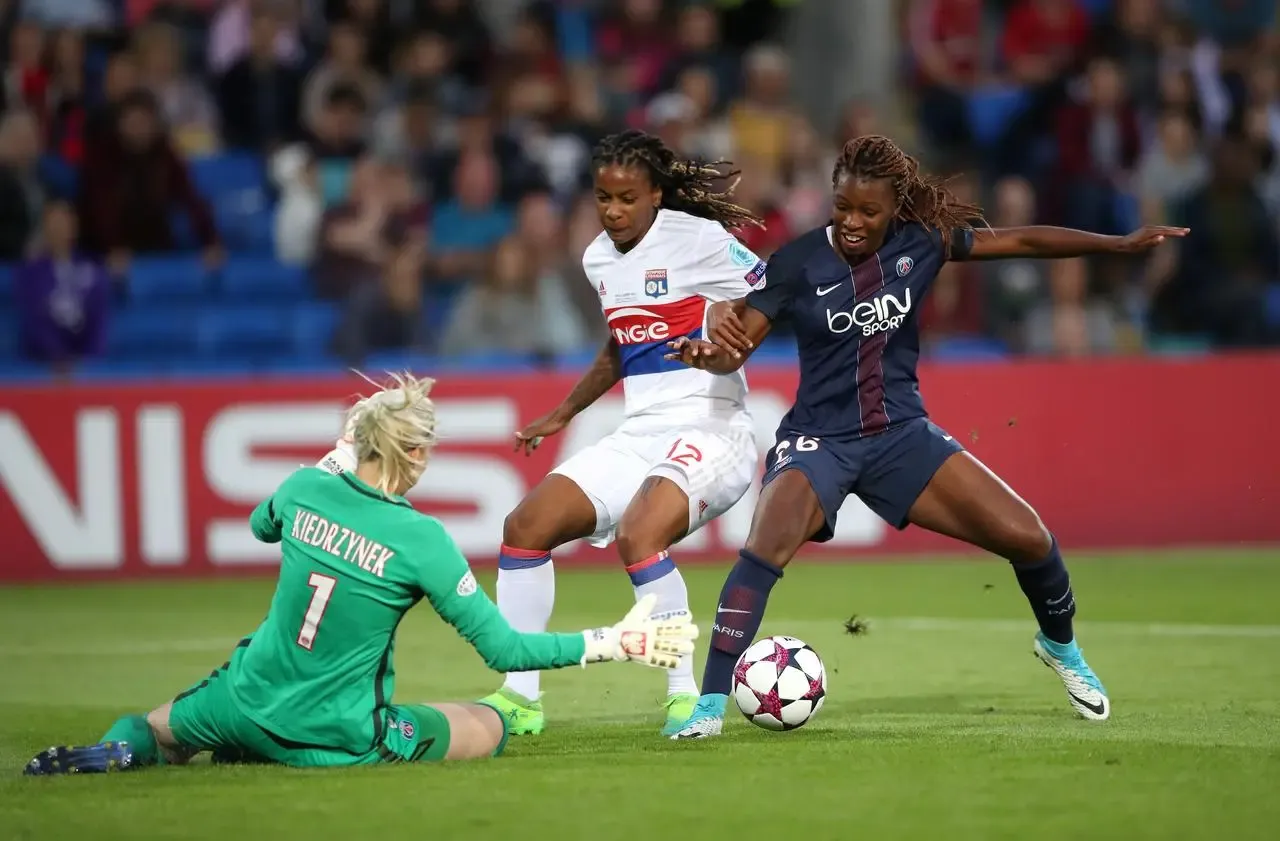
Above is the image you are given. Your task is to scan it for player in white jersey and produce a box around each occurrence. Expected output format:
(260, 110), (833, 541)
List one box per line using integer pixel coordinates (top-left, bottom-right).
(479, 130), (768, 736)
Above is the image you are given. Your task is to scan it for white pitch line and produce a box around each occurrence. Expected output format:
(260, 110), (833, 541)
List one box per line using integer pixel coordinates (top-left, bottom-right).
(4, 616), (1279, 658)
(872, 617), (1280, 639)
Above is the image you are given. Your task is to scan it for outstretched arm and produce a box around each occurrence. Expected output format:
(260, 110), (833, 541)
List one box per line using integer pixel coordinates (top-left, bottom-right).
(513, 338), (621, 454)
(419, 526), (695, 672)
(961, 225), (1189, 260)
(665, 298), (773, 375)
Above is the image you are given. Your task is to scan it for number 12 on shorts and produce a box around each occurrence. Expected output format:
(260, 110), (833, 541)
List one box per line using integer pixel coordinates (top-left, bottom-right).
(296, 572), (337, 651)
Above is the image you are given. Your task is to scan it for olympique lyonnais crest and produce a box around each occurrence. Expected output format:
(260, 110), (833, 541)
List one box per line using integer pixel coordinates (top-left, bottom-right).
(644, 269), (669, 298)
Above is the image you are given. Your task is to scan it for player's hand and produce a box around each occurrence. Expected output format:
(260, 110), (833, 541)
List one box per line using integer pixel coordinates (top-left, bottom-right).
(706, 300), (753, 356)
(1115, 225), (1189, 253)
(581, 593), (699, 669)
(664, 336), (724, 369)
(513, 411), (569, 456)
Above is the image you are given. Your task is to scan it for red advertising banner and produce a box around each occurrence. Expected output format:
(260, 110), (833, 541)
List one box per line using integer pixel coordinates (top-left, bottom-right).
(1, 354), (1278, 582)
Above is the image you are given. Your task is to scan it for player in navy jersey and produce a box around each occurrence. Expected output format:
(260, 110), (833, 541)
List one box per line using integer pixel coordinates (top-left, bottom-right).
(664, 135), (1188, 738)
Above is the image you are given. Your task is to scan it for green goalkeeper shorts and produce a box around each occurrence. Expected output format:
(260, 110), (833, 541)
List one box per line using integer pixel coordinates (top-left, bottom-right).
(167, 646), (453, 767)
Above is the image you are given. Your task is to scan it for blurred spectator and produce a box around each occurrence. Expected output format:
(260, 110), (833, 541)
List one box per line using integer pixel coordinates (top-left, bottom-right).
(326, 0), (397, 76)
(1244, 104), (1280, 216)
(41, 28), (89, 166)
(1153, 133), (1280, 346)
(373, 78), (437, 193)
(1001, 0), (1090, 87)
(1093, 0), (1165, 114)
(307, 83), (368, 205)
(1052, 55), (1141, 234)
(779, 119), (832, 234)
(271, 144), (321, 265)
(430, 149), (513, 283)
(597, 0), (673, 109)
(18, 0), (116, 30)
(980, 176), (1052, 352)
(671, 65), (733, 161)
(563, 192), (607, 341)
(316, 157), (428, 363)
(659, 3), (738, 110)
(411, 0), (491, 88)
(918, 172), (985, 344)
(1136, 110), (1210, 222)
(2, 20), (47, 114)
(731, 155), (792, 259)
(135, 21), (220, 156)
(729, 44), (795, 177)
(907, 0), (983, 158)
(216, 7), (304, 152)
(440, 191), (588, 358)
(15, 200), (108, 370)
(0, 108), (47, 260)
(302, 18), (382, 135)
(428, 97), (547, 204)
(77, 90), (222, 278)
(994, 0), (1091, 175)
(85, 49), (140, 148)
(208, 0), (303, 75)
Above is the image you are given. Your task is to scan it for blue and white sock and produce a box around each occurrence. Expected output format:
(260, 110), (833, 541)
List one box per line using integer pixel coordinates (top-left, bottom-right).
(626, 551), (697, 696)
(498, 544), (555, 701)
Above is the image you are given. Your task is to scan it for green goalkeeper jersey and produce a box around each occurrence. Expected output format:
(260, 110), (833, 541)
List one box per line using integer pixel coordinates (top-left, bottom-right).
(228, 467), (585, 754)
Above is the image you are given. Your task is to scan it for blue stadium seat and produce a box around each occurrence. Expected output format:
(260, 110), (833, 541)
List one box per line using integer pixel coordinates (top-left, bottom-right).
(190, 153), (273, 253)
(190, 152), (268, 198)
(966, 86), (1031, 146)
(1264, 284), (1280, 327)
(106, 306), (201, 358)
(125, 255), (211, 301)
(39, 154), (79, 199)
(0, 307), (19, 358)
(73, 357), (190, 380)
(219, 256), (309, 300)
(0, 263), (13, 305)
(290, 301), (342, 355)
(0, 360), (50, 381)
(196, 305), (292, 359)
(928, 336), (1010, 362)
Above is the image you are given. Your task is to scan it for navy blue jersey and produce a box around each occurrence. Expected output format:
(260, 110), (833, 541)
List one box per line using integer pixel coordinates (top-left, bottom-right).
(746, 222), (973, 438)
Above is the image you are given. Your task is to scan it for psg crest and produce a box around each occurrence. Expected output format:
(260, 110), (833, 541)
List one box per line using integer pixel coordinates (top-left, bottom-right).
(645, 269), (669, 298)
(896, 256), (913, 277)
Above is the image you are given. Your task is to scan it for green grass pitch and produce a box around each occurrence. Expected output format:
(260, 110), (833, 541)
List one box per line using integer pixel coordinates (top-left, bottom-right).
(2, 550), (1279, 841)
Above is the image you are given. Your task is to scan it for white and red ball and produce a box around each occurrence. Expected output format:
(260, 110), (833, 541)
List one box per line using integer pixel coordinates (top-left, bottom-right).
(731, 635), (827, 731)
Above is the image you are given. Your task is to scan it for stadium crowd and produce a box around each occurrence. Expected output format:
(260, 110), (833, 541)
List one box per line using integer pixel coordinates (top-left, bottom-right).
(1, 0), (1278, 375)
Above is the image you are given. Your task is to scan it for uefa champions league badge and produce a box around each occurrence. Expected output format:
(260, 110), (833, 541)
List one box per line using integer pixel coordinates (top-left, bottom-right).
(645, 269), (669, 298)
(896, 256), (914, 277)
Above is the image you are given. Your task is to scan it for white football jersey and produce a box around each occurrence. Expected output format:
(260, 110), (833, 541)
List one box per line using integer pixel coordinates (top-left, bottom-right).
(582, 209), (767, 422)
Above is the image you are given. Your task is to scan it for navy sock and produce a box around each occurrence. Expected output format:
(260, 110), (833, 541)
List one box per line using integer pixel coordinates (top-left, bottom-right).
(1011, 536), (1075, 645)
(701, 549), (784, 697)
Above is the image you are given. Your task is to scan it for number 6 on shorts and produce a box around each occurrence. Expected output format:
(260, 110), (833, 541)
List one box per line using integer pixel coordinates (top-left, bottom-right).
(775, 435), (820, 459)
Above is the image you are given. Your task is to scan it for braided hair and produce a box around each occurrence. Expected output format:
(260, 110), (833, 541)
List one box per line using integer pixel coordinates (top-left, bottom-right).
(833, 136), (985, 247)
(592, 129), (764, 231)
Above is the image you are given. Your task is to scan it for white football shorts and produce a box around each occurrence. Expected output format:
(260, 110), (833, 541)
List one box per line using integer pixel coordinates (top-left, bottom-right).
(550, 414), (759, 548)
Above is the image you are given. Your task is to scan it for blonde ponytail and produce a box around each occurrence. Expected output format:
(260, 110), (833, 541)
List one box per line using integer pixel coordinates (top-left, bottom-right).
(345, 371), (439, 496)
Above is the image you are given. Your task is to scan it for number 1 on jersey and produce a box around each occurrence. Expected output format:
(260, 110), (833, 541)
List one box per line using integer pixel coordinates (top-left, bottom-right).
(296, 572), (337, 651)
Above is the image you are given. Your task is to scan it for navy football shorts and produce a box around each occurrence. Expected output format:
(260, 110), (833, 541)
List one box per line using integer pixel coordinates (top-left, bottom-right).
(761, 417), (964, 542)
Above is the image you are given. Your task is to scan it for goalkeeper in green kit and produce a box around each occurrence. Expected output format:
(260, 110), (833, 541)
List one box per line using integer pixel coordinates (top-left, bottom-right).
(24, 373), (698, 775)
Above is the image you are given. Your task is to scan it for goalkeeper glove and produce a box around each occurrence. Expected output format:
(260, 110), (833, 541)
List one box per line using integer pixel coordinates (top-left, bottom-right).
(581, 593), (698, 668)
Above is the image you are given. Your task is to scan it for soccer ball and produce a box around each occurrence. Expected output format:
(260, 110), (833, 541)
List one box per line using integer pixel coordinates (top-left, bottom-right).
(732, 635), (827, 731)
